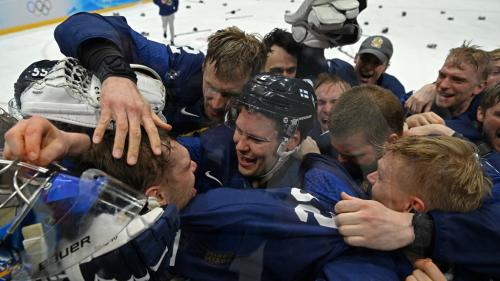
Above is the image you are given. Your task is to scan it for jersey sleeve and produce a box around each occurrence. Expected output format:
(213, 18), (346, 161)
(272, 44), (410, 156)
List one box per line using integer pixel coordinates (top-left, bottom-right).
(54, 12), (204, 103)
(429, 182), (500, 277)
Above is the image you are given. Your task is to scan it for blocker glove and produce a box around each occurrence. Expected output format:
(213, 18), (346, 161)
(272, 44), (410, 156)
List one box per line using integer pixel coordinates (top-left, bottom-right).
(285, 0), (362, 48)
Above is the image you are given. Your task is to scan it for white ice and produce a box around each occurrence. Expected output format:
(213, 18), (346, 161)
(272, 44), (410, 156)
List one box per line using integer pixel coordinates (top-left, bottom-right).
(0, 0), (499, 108)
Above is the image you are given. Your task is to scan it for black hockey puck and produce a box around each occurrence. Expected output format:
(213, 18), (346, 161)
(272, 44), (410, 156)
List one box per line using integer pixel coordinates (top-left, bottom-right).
(140, 31), (149, 36)
(381, 27), (389, 34)
(440, 10), (445, 14)
(193, 27), (198, 32)
(478, 16), (486, 20)
(140, 12), (145, 17)
(378, 5), (383, 8)
(285, 10), (290, 14)
(112, 12), (120, 16)
(230, 10), (236, 14)
(402, 11), (407, 17)
(427, 43), (437, 49)
(222, 2), (227, 6)
(364, 21), (369, 25)
(186, 5), (191, 8)
(199, 0), (204, 3)
(447, 17), (454, 21)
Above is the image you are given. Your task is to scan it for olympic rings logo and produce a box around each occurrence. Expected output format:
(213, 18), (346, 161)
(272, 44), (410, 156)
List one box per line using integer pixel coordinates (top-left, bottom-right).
(26, 0), (52, 16)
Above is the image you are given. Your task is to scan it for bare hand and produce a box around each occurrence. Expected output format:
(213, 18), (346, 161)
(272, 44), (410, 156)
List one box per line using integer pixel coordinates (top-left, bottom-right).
(335, 192), (415, 250)
(406, 259), (447, 281)
(293, 136), (320, 160)
(406, 124), (455, 137)
(406, 112), (445, 128)
(94, 77), (171, 165)
(3, 116), (90, 166)
(405, 83), (436, 114)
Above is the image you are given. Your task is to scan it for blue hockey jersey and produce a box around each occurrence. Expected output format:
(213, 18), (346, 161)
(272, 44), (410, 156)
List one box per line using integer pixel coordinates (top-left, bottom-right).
(54, 12), (206, 135)
(153, 0), (179, 16)
(174, 161), (404, 280)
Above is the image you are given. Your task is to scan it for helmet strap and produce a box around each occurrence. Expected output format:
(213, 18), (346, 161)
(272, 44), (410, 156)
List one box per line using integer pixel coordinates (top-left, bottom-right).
(258, 137), (299, 183)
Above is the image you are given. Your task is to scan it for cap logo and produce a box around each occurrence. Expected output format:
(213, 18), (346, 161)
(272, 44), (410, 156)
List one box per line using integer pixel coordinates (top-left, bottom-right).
(370, 37), (384, 49)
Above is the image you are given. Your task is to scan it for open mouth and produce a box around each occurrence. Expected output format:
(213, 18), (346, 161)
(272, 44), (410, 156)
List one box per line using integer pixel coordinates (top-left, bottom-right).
(358, 70), (373, 83)
(237, 153), (256, 168)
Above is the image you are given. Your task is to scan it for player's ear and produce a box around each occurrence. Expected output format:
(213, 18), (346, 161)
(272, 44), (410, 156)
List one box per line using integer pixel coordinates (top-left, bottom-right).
(408, 196), (426, 213)
(386, 133), (399, 144)
(145, 186), (169, 205)
(477, 106), (485, 123)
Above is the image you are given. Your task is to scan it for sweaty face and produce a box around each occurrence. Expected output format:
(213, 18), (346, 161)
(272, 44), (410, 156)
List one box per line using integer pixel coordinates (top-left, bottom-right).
(202, 61), (248, 122)
(368, 152), (413, 212)
(478, 103), (500, 152)
(354, 53), (388, 85)
(264, 45), (297, 78)
(487, 59), (500, 86)
(233, 108), (281, 179)
(316, 82), (345, 133)
(435, 61), (484, 116)
(161, 141), (197, 210)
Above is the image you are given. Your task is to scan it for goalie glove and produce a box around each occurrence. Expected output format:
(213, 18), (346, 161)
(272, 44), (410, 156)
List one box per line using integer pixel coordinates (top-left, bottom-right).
(285, 0), (362, 48)
(12, 58), (166, 129)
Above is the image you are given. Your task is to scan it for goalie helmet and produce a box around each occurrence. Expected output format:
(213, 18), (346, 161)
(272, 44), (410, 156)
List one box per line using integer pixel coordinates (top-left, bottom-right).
(229, 73), (317, 140)
(0, 157), (151, 280)
(11, 58), (166, 129)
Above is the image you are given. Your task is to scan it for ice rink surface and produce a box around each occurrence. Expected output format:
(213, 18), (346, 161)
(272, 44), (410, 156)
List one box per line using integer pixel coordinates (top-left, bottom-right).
(0, 0), (499, 108)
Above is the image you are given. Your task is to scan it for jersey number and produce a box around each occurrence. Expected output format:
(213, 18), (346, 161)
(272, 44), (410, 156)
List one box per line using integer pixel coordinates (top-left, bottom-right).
(291, 188), (337, 229)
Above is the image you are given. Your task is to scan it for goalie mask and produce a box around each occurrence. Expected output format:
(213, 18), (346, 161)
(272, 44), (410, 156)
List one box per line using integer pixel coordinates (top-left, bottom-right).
(0, 159), (149, 280)
(10, 58), (166, 129)
(226, 73), (316, 180)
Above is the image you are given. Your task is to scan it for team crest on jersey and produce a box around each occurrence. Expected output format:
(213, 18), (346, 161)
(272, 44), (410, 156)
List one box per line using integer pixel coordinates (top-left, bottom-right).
(370, 37), (384, 49)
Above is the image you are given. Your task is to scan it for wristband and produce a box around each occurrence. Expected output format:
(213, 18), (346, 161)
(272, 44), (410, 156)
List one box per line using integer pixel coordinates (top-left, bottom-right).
(406, 212), (434, 258)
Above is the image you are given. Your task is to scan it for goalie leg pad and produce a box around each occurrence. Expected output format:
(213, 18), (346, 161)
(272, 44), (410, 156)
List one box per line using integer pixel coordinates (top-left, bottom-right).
(17, 58), (166, 129)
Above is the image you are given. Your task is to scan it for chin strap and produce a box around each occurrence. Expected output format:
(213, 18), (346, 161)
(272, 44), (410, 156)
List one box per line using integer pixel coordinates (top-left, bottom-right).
(258, 138), (301, 184)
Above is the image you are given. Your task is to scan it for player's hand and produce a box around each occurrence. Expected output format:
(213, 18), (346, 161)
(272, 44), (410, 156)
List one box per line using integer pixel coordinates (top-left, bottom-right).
(93, 76), (171, 165)
(3, 116), (90, 166)
(406, 259), (447, 281)
(335, 192), (415, 250)
(406, 112), (445, 128)
(405, 83), (436, 114)
(294, 136), (320, 160)
(405, 124), (455, 137)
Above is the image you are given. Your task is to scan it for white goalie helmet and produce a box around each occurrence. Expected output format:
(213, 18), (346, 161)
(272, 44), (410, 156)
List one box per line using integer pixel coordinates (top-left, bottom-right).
(9, 57), (166, 128)
(0, 156), (160, 280)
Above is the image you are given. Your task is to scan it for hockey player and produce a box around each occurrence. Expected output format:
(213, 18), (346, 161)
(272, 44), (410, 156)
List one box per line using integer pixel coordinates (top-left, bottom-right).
(178, 73), (346, 191)
(53, 12), (265, 165)
(53, 0), (365, 166)
(4, 116), (494, 280)
(153, 0), (179, 45)
(2, 114), (407, 281)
